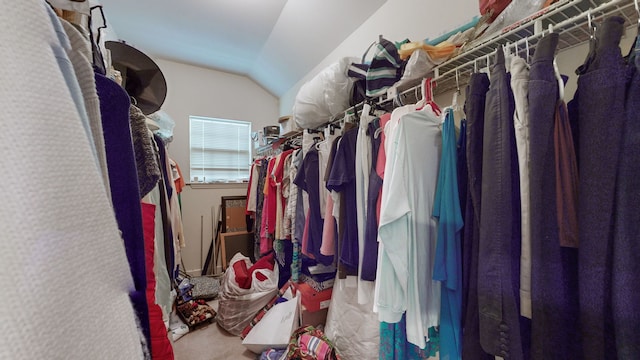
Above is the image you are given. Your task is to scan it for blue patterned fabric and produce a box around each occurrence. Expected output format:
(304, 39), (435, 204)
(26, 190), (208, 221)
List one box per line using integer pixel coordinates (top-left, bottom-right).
(380, 315), (439, 359)
(433, 109), (464, 360)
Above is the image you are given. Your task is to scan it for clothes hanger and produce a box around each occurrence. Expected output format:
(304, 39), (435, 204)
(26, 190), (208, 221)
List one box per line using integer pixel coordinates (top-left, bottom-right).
(548, 24), (565, 102)
(451, 69), (461, 113)
(88, 5), (107, 74)
(577, 9), (597, 75)
(503, 42), (510, 63)
(393, 90), (404, 108)
(416, 78), (441, 115)
(486, 53), (491, 73)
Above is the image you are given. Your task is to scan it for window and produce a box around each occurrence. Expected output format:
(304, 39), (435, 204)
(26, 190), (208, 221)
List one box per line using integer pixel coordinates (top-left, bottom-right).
(189, 116), (252, 183)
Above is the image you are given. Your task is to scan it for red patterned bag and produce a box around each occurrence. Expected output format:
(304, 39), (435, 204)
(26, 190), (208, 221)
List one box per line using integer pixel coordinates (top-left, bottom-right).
(285, 326), (341, 360)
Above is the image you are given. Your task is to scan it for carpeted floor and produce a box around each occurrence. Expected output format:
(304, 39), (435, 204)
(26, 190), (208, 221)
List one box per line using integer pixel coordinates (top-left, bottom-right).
(172, 300), (257, 360)
(172, 321), (256, 360)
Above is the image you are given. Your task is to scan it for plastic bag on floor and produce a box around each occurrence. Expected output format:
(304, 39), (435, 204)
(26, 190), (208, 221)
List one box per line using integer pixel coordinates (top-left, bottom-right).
(242, 292), (300, 354)
(216, 253), (279, 336)
(324, 277), (379, 360)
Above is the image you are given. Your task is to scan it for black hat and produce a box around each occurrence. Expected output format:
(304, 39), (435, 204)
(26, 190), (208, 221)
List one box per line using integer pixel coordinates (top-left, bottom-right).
(105, 41), (167, 115)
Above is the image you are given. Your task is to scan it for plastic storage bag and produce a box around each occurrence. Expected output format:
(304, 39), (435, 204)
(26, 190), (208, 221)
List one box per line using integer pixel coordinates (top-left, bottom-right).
(216, 253), (279, 336)
(323, 277), (379, 360)
(480, 0), (546, 40)
(293, 57), (357, 129)
(242, 292), (300, 354)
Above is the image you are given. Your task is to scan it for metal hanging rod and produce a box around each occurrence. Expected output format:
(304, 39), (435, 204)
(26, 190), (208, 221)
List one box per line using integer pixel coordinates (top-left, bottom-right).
(431, 0), (636, 95)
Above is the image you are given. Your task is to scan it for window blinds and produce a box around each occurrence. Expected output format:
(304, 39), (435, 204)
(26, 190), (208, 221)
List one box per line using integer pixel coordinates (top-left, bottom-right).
(189, 116), (252, 183)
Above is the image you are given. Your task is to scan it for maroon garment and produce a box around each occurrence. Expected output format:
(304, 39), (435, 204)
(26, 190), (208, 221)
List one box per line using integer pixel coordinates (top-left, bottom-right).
(260, 158), (277, 254)
(554, 101), (579, 248)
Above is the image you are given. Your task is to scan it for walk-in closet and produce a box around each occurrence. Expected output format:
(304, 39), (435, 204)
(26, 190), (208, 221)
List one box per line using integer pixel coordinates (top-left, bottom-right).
(2, 0), (639, 359)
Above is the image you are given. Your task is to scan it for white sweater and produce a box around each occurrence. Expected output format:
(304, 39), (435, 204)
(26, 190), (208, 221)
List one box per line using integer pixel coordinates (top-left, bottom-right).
(0, 2), (143, 359)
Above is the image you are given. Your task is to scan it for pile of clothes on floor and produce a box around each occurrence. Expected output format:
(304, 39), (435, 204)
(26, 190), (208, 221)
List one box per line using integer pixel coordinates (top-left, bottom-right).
(169, 275), (218, 341)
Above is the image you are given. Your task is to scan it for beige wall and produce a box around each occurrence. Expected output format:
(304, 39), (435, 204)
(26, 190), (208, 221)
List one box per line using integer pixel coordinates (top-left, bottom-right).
(154, 58), (279, 275)
(155, 58), (279, 170)
(179, 184), (248, 276)
(279, 0), (479, 116)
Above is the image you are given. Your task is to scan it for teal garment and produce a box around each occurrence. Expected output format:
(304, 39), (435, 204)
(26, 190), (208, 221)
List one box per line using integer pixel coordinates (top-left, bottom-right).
(380, 315), (439, 360)
(433, 109), (464, 360)
(424, 16), (480, 46)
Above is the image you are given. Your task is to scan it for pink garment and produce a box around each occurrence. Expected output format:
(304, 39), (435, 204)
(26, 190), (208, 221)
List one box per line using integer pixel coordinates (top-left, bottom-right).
(320, 194), (336, 256)
(301, 208), (314, 259)
(375, 113), (392, 222)
(273, 150), (294, 240)
(260, 158), (277, 254)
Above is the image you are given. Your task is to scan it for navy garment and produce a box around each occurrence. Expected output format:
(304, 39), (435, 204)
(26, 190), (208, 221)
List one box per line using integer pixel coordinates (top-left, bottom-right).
(327, 128), (360, 272)
(528, 33), (581, 360)
(155, 135), (176, 281)
(362, 119), (383, 281)
(477, 49), (526, 359)
(611, 43), (640, 359)
(575, 16), (626, 360)
(461, 73), (494, 360)
(96, 73), (150, 348)
(294, 146), (333, 265)
(275, 239), (293, 289)
(457, 119), (468, 227)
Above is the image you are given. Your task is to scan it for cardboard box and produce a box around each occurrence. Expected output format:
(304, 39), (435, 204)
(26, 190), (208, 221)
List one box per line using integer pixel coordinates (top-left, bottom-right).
(242, 294), (300, 354)
(301, 306), (328, 327)
(296, 282), (332, 313)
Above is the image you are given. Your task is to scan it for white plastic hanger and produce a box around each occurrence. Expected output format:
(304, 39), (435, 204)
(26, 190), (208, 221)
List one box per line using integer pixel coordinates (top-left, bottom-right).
(451, 69), (461, 113)
(549, 24), (565, 101)
(416, 78), (441, 115)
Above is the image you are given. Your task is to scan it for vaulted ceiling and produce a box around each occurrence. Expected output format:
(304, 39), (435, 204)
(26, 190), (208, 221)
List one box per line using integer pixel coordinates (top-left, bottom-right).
(103, 0), (388, 96)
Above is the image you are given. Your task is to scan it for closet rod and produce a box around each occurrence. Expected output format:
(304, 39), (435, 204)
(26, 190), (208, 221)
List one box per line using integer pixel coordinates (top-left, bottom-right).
(307, 0), (635, 130)
(434, 0), (631, 88)
(440, 0), (585, 69)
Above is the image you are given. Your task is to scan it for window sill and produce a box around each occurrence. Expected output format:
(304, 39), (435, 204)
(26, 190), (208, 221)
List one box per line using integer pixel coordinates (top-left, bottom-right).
(187, 182), (248, 190)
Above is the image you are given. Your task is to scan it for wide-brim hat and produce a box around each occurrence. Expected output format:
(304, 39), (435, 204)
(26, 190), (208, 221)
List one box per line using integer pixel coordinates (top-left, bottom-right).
(105, 41), (167, 115)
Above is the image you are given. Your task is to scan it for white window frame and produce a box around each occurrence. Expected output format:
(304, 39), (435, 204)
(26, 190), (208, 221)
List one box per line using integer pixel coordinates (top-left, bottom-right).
(189, 116), (252, 183)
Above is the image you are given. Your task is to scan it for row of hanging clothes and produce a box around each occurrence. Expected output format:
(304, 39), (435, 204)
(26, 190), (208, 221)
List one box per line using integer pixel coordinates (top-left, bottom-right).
(1, 2), (187, 359)
(461, 14), (640, 360)
(247, 123), (346, 289)
(247, 14), (640, 360)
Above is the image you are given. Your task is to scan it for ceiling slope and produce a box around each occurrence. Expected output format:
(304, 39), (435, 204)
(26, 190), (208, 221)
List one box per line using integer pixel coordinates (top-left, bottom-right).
(102, 0), (387, 96)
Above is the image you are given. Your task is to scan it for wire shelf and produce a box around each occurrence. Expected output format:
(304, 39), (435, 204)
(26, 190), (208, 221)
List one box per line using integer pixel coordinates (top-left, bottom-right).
(381, 0), (638, 101)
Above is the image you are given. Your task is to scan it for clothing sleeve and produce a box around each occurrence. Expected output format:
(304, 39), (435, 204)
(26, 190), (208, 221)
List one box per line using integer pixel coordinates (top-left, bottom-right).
(293, 154), (307, 192)
(326, 138), (351, 192)
(246, 162), (259, 213)
(433, 114), (464, 290)
(376, 124), (411, 323)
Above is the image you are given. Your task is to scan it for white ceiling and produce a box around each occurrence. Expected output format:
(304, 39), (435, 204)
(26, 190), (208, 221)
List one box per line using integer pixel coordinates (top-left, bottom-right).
(103, 0), (387, 96)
